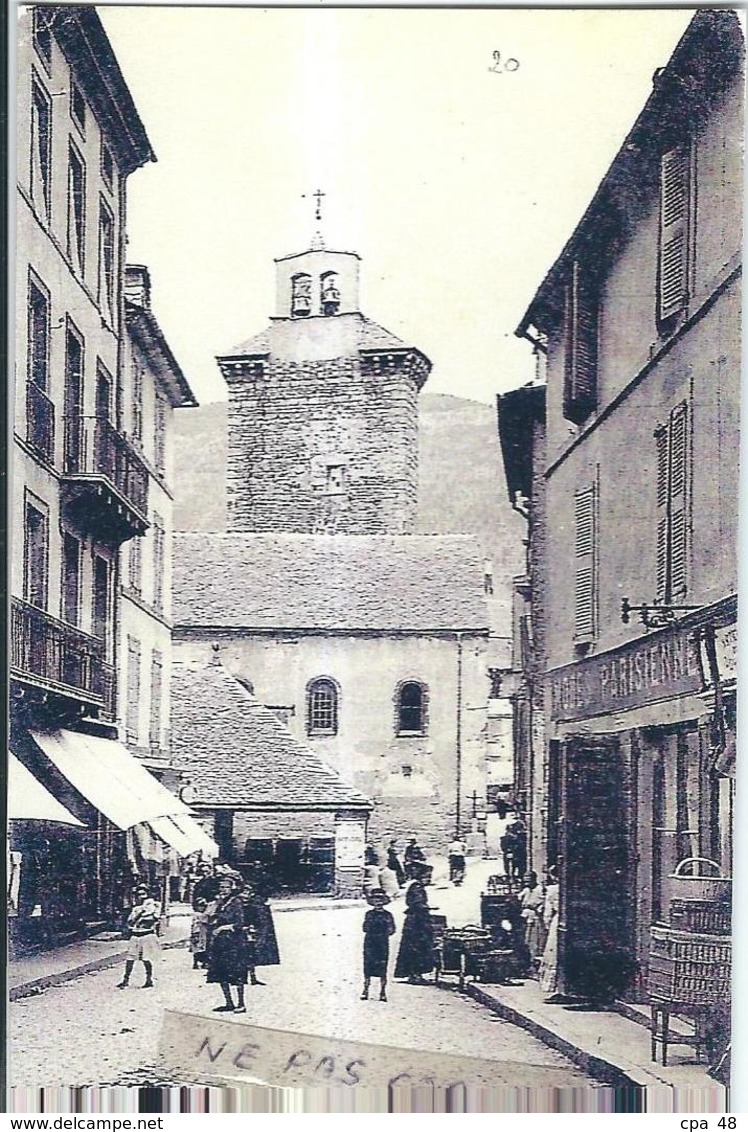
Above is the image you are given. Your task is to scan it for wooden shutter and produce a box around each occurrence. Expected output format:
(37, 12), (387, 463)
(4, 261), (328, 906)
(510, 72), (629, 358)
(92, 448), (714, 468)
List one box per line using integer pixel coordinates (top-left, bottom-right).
(669, 403), (688, 597)
(655, 425), (669, 601)
(150, 649), (163, 749)
(659, 147), (690, 322)
(574, 485), (596, 638)
(564, 261), (598, 424)
(126, 636), (141, 742)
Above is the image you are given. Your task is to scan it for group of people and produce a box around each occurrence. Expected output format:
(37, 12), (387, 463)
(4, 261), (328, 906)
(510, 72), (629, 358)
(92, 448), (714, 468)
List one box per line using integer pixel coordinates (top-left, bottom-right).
(117, 861), (280, 1012)
(500, 817), (528, 879)
(517, 866), (560, 995)
(363, 837), (430, 900)
(361, 857), (436, 1001)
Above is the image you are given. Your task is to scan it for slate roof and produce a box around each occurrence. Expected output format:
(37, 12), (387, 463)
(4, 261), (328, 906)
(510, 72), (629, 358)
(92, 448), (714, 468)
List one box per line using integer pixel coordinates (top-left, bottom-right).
(223, 315), (423, 361)
(173, 533), (489, 632)
(171, 659), (371, 810)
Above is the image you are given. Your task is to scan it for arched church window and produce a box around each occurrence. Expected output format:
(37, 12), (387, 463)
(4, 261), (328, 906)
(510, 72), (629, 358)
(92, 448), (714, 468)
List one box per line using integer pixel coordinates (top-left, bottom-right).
(291, 273), (312, 317)
(396, 681), (427, 735)
(307, 677), (339, 736)
(320, 271), (341, 316)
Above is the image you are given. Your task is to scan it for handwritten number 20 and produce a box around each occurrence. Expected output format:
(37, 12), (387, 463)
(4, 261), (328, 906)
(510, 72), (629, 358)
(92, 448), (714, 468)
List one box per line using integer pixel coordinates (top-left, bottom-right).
(491, 51), (519, 73)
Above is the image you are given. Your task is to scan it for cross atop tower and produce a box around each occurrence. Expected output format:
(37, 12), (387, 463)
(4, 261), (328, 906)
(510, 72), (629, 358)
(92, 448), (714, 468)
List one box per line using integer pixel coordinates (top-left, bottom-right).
(303, 188), (326, 224)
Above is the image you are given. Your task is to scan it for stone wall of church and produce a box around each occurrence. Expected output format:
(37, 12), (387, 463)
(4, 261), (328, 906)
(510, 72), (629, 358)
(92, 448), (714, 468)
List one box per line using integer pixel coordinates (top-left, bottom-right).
(175, 631), (489, 851)
(226, 357), (420, 534)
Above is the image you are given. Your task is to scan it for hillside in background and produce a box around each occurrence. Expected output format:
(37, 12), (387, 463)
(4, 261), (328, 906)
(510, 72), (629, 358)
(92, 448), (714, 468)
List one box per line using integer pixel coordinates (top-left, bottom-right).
(172, 394), (524, 632)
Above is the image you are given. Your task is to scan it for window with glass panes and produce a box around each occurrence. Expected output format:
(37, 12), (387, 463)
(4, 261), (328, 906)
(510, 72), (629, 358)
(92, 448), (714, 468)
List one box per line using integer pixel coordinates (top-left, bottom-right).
(307, 679), (338, 735)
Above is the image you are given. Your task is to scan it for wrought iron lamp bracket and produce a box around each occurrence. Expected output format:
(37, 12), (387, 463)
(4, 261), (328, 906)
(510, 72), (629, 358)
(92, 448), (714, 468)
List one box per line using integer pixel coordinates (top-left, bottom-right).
(620, 597), (704, 630)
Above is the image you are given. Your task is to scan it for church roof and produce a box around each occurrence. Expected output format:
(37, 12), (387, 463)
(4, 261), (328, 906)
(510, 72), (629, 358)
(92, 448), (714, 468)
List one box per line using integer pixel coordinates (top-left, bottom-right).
(171, 658), (372, 810)
(223, 314), (423, 361)
(173, 533), (489, 633)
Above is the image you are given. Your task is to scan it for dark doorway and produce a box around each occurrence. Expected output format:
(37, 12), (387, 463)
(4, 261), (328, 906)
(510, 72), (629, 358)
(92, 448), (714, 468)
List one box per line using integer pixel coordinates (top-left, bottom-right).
(559, 736), (636, 1002)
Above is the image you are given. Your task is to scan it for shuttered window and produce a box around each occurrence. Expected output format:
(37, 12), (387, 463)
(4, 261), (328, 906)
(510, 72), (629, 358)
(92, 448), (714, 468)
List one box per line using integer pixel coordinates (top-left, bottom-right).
(658, 146), (691, 323)
(655, 403), (690, 601)
(67, 144), (86, 276)
(149, 649), (163, 750)
(126, 636), (141, 743)
(31, 79), (51, 219)
(574, 484), (597, 640)
(564, 261), (598, 424)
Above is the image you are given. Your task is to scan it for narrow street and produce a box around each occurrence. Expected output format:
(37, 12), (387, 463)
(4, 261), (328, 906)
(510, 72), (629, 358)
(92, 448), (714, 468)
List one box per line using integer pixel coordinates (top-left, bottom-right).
(10, 862), (596, 1091)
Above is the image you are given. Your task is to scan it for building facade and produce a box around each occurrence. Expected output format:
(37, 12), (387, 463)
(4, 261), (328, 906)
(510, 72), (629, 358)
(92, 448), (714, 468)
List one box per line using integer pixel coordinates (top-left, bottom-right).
(11, 6), (209, 952)
(497, 380), (548, 870)
(172, 532), (491, 852)
(120, 265), (198, 781)
(511, 11), (742, 999)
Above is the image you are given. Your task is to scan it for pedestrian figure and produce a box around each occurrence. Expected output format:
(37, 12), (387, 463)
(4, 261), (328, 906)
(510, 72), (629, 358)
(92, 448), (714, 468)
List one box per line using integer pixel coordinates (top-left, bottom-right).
(118, 886), (160, 989)
(190, 896), (211, 969)
(518, 871), (545, 970)
(379, 861), (400, 900)
(363, 860), (382, 897)
(361, 888), (396, 1001)
(241, 881), (280, 986)
(206, 872), (251, 1013)
(403, 836), (426, 880)
(394, 861), (434, 984)
(448, 834), (467, 884)
(500, 826), (516, 878)
(539, 867), (560, 997)
(192, 862), (219, 908)
(364, 843), (380, 866)
(387, 840), (406, 887)
(511, 818), (528, 879)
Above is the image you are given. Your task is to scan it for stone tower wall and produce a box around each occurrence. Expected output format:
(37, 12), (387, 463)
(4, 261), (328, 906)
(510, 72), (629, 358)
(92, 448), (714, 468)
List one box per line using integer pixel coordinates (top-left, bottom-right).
(227, 356), (420, 534)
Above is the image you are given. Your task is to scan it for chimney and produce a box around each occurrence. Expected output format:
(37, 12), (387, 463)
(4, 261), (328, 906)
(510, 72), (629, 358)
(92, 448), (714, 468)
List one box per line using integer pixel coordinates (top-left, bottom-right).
(125, 264), (152, 310)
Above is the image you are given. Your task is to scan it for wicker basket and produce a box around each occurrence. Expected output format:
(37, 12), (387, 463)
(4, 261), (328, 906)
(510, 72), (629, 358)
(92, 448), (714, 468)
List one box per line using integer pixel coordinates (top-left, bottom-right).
(669, 857), (732, 903)
(670, 899), (732, 935)
(649, 925), (731, 1006)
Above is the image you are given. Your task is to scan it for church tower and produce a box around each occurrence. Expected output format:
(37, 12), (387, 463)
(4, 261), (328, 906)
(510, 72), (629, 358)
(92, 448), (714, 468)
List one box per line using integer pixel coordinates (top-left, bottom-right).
(218, 238), (431, 534)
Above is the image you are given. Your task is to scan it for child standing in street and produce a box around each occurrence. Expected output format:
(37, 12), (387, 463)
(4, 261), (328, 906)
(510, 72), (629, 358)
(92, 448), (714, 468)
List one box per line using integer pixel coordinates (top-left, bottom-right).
(118, 886), (161, 989)
(190, 896), (210, 969)
(361, 888), (396, 1002)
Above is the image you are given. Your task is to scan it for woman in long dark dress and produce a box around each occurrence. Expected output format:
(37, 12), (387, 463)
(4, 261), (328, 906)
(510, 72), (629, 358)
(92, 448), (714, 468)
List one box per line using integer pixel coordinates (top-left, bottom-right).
(361, 889), (396, 1001)
(206, 873), (251, 1012)
(387, 841), (405, 887)
(241, 882), (280, 985)
(394, 863), (434, 984)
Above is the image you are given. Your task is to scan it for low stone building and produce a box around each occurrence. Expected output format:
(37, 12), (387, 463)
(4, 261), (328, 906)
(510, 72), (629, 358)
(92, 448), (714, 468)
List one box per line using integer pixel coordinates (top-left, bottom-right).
(171, 649), (372, 895)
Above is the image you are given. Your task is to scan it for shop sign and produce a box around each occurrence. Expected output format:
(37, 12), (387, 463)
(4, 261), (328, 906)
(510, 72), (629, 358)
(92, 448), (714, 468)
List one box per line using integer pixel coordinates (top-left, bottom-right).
(549, 625), (703, 722)
(334, 819), (366, 867)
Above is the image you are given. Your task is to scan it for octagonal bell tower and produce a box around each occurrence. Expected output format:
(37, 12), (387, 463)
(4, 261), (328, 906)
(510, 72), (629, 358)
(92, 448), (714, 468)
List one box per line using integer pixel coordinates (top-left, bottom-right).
(219, 238), (431, 535)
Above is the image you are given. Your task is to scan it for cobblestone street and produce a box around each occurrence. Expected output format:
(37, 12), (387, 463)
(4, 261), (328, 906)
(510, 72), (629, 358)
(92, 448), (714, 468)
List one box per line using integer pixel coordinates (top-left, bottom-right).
(10, 864), (595, 1092)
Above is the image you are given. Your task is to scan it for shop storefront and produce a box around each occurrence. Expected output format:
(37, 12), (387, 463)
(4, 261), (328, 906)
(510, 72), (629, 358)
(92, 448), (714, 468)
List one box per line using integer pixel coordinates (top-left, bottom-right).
(545, 597), (735, 1002)
(8, 727), (218, 955)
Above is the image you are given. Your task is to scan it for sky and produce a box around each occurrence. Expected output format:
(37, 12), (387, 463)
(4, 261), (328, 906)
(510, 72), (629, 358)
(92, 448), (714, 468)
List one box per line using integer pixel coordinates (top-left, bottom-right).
(96, 5), (696, 407)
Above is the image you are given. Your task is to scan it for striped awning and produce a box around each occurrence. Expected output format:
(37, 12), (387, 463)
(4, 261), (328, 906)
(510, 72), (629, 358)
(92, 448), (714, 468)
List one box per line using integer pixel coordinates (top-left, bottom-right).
(8, 753), (85, 826)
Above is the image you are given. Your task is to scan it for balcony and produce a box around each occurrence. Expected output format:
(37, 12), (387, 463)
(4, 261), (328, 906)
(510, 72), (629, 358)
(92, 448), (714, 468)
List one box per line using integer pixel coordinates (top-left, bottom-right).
(61, 415), (149, 542)
(26, 382), (55, 464)
(11, 597), (116, 718)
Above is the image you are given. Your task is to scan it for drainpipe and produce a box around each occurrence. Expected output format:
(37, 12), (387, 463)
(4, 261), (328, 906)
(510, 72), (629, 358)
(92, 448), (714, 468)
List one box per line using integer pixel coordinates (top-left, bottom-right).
(455, 633), (463, 835)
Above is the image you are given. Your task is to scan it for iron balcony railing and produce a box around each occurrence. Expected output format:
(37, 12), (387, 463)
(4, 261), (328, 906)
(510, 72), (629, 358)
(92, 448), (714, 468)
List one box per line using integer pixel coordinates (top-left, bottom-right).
(26, 381), (55, 464)
(63, 415), (149, 520)
(11, 597), (116, 718)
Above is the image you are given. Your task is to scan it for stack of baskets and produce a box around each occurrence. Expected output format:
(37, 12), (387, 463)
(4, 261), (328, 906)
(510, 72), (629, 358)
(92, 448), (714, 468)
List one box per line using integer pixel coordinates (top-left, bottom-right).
(648, 857), (732, 1007)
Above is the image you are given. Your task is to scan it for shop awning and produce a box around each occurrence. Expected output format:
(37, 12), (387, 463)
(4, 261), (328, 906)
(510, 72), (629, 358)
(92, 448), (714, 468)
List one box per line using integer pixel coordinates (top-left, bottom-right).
(8, 753), (85, 826)
(31, 729), (190, 831)
(150, 814), (219, 859)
